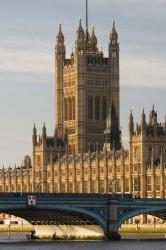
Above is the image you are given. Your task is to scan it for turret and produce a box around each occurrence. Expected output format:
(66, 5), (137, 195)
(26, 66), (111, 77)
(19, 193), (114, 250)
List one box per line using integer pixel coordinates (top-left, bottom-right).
(75, 19), (85, 51)
(129, 111), (134, 138)
(42, 123), (47, 143)
(149, 105), (157, 126)
(84, 26), (91, 51)
(104, 102), (121, 151)
(55, 24), (65, 55)
(141, 108), (146, 131)
(32, 124), (37, 147)
(109, 20), (120, 121)
(91, 26), (98, 52)
(55, 24), (66, 134)
(109, 20), (119, 59)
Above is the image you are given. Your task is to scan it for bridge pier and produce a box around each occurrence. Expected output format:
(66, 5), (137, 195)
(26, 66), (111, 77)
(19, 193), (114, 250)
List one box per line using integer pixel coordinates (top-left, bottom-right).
(106, 199), (121, 240)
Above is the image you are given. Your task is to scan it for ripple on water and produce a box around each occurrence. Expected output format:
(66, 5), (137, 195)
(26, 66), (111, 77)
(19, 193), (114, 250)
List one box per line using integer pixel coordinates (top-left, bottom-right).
(0, 240), (166, 250)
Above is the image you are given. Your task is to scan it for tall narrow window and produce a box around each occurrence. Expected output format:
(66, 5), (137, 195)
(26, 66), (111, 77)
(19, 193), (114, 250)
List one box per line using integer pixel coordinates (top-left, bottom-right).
(147, 176), (151, 191)
(88, 96), (93, 120)
(133, 176), (140, 192)
(72, 96), (75, 120)
(64, 98), (67, 121)
(155, 176), (160, 191)
(69, 98), (72, 120)
(99, 180), (105, 193)
(95, 96), (100, 120)
(102, 96), (107, 120)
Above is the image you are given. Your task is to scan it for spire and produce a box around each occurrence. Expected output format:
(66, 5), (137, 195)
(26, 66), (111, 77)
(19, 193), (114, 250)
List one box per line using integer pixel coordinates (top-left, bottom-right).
(32, 123), (37, 146)
(76, 18), (85, 51)
(104, 102), (121, 151)
(110, 19), (118, 40)
(86, 0), (88, 29)
(56, 23), (65, 48)
(78, 18), (84, 34)
(141, 108), (146, 129)
(42, 122), (47, 138)
(129, 110), (134, 137)
(84, 26), (91, 50)
(54, 126), (59, 138)
(91, 26), (97, 51)
(149, 105), (157, 126)
(57, 23), (64, 38)
(33, 123), (37, 135)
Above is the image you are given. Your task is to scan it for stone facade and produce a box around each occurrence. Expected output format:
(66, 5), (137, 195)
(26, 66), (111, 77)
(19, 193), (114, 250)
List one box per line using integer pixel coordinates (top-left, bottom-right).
(55, 21), (120, 154)
(0, 108), (166, 204)
(0, 17), (166, 225)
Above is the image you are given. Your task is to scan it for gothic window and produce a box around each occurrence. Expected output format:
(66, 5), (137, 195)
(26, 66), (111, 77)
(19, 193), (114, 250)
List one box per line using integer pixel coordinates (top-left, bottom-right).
(99, 180), (105, 193)
(112, 52), (117, 58)
(133, 176), (140, 192)
(68, 144), (72, 154)
(36, 155), (41, 167)
(149, 147), (152, 162)
(112, 40), (116, 45)
(54, 183), (58, 193)
(108, 180), (112, 193)
(68, 182), (73, 193)
(68, 98), (72, 120)
(134, 147), (139, 161)
(102, 96), (107, 120)
(17, 184), (21, 192)
(83, 181), (89, 193)
(147, 176), (152, 192)
(61, 182), (66, 192)
(88, 96), (93, 120)
(64, 98), (67, 121)
(125, 178), (129, 193)
(116, 178), (121, 193)
(91, 181), (96, 193)
(95, 96), (100, 120)
(47, 184), (50, 193)
(76, 182), (81, 193)
(164, 176), (166, 190)
(155, 176), (160, 191)
(72, 96), (75, 120)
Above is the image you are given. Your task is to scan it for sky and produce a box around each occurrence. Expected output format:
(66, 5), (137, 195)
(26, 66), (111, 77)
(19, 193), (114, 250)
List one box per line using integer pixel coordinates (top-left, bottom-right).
(0, 0), (166, 166)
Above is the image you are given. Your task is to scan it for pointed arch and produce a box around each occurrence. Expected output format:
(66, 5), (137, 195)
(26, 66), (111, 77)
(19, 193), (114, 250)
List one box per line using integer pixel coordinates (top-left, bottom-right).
(102, 96), (107, 120)
(95, 96), (100, 120)
(87, 95), (93, 120)
(64, 98), (67, 121)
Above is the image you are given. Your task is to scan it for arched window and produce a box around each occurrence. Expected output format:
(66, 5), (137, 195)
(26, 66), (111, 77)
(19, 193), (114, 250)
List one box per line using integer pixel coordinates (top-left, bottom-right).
(88, 96), (93, 120)
(95, 96), (100, 120)
(64, 98), (67, 121)
(68, 144), (73, 155)
(72, 96), (75, 120)
(102, 96), (107, 120)
(149, 147), (152, 161)
(67, 98), (72, 120)
(61, 183), (66, 193)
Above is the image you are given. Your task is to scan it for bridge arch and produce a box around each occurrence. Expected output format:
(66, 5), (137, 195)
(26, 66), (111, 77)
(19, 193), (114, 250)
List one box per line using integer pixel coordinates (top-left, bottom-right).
(0, 205), (107, 235)
(117, 206), (166, 230)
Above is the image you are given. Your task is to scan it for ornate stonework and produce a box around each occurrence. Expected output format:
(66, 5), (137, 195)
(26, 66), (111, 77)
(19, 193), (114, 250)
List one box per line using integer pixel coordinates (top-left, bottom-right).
(0, 17), (166, 225)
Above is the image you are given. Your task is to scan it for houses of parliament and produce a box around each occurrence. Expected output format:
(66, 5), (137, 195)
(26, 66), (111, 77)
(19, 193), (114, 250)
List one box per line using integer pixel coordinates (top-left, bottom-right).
(0, 4), (166, 224)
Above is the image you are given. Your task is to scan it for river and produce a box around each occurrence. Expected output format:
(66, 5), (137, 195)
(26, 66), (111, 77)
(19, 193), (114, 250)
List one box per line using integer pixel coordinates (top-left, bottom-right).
(0, 234), (166, 250)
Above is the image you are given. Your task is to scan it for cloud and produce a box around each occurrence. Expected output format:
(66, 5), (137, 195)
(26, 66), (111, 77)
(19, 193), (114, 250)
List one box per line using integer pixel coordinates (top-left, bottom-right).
(0, 47), (53, 74)
(121, 55), (166, 88)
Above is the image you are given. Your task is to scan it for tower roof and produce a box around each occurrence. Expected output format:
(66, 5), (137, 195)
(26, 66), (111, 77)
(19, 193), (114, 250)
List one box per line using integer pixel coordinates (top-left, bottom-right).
(110, 20), (118, 39)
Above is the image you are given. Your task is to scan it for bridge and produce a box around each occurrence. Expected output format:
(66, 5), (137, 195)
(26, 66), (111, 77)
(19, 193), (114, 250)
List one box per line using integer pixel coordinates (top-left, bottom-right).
(1, 193), (166, 239)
